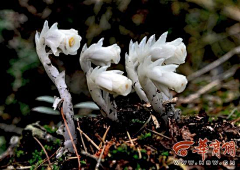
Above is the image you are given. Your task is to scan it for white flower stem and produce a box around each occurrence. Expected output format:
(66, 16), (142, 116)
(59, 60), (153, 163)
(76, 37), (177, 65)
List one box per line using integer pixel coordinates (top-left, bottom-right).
(35, 34), (77, 153)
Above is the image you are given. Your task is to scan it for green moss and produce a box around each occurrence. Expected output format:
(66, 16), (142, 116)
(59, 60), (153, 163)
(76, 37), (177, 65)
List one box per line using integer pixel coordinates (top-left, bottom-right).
(138, 132), (151, 140)
(131, 119), (145, 124)
(16, 150), (24, 158)
(161, 151), (169, 156)
(53, 138), (61, 146)
(43, 125), (57, 134)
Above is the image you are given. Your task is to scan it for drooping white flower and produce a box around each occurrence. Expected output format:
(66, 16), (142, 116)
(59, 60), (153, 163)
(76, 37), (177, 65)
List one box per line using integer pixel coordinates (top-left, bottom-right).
(138, 56), (187, 98)
(80, 38), (121, 73)
(88, 66), (132, 96)
(35, 20), (81, 154)
(86, 66), (132, 121)
(38, 21), (81, 56)
(163, 39), (187, 65)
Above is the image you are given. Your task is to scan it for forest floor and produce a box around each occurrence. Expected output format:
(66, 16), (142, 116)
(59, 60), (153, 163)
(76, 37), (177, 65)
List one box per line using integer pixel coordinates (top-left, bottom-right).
(0, 65), (240, 170)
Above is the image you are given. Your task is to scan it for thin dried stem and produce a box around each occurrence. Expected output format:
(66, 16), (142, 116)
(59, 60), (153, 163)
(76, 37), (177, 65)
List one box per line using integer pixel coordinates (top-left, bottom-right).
(137, 147), (142, 159)
(99, 126), (110, 148)
(77, 127), (100, 150)
(125, 138), (138, 143)
(77, 121), (88, 153)
(95, 144), (106, 170)
(35, 147), (60, 170)
(180, 65), (239, 104)
(146, 128), (171, 140)
(188, 46), (240, 81)
(126, 131), (134, 147)
(61, 108), (81, 169)
(33, 137), (51, 169)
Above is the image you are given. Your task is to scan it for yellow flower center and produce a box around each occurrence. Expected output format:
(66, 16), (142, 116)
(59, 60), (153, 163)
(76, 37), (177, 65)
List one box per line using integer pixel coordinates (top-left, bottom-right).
(69, 37), (75, 47)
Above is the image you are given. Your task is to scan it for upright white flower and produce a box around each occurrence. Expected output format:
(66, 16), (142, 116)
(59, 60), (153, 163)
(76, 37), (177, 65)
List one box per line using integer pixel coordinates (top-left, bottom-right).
(80, 38), (121, 73)
(126, 32), (188, 121)
(38, 21), (81, 56)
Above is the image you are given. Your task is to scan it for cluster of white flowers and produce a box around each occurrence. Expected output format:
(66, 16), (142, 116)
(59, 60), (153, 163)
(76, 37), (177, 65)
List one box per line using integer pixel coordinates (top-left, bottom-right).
(126, 32), (188, 120)
(80, 39), (132, 121)
(35, 21), (188, 153)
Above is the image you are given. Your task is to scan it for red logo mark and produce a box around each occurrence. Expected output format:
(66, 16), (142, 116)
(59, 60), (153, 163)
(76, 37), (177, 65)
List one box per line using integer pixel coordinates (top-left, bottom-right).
(173, 141), (195, 157)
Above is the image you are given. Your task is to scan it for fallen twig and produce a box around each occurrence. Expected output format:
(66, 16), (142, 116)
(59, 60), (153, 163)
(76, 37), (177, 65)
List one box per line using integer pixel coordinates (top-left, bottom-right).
(146, 128), (171, 140)
(137, 147), (142, 159)
(77, 121), (88, 153)
(95, 145), (106, 170)
(61, 108), (81, 169)
(134, 115), (152, 136)
(35, 147), (60, 170)
(187, 46), (240, 81)
(33, 137), (51, 169)
(99, 126), (110, 148)
(180, 79), (220, 104)
(127, 131), (134, 147)
(180, 65), (239, 104)
(77, 127), (100, 150)
(227, 108), (238, 119)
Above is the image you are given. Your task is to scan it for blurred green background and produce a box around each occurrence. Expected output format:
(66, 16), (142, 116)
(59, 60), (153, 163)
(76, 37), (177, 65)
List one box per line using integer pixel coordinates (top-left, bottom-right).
(0, 0), (240, 154)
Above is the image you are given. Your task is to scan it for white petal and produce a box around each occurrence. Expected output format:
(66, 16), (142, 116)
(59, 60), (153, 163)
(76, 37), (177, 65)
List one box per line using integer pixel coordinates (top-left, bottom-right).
(154, 32), (168, 46)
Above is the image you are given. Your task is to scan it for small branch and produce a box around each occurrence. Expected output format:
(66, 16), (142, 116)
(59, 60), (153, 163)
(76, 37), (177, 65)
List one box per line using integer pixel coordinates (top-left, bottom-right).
(95, 144), (106, 170)
(33, 137), (51, 169)
(61, 108), (81, 169)
(187, 46), (240, 81)
(35, 147), (60, 170)
(77, 127), (100, 150)
(146, 128), (171, 140)
(134, 115), (152, 136)
(126, 131), (134, 147)
(180, 79), (220, 104)
(227, 108), (238, 119)
(137, 147), (142, 159)
(125, 138), (138, 143)
(99, 126), (110, 148)
(180, 65), (239, 104)
(77, 121), (88, 153)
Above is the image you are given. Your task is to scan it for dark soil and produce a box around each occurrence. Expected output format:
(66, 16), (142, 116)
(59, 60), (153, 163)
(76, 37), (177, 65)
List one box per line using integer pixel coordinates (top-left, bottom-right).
(1, 94), (239, 169)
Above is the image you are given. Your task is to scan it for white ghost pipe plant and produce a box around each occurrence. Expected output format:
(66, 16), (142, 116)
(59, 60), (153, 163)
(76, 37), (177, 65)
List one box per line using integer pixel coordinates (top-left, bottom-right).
(126, 32), (187, 121)
(80, 39), (132, 121)
(35, 21), (81, 153)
